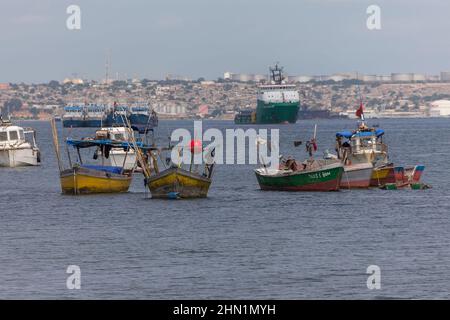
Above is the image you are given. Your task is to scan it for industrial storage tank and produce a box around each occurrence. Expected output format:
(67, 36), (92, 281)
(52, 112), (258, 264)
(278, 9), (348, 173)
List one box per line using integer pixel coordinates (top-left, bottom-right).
(413, 73), (426, 81)
(362, 75), (378, 82)
(287, 75), (313, 83)
(231, 73), (241, 81)
(377, 75), (392, 82)
(253, 74), (267, 82)
(427, 75), (440, 82)
(313, 75), (334, 81)
(391, 73), (414, 82)
(440, 72), (450, 81)
(239, 74), (255, 82)
(329, 74), (346, 82)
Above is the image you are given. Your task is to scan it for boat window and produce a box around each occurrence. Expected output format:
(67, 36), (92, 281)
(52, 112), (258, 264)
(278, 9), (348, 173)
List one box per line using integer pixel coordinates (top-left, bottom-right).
(9, 131), (18, 140)
(19, 130), (24, 140)
(360, 138), (371, 147)
(0, 132), (8, 141)
(114, 133), (125, 141)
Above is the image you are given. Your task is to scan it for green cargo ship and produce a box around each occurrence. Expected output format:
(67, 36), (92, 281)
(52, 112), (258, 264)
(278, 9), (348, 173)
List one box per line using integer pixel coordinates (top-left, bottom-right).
(235, 64), (300, 124)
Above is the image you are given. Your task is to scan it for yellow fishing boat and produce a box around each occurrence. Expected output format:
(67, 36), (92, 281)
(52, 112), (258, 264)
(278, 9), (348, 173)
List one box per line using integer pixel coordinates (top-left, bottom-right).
(128, 129), (215, 199)
(60, 165), (132, 195)
(146, 167), (211, 199)
(50, 118), (135, 195)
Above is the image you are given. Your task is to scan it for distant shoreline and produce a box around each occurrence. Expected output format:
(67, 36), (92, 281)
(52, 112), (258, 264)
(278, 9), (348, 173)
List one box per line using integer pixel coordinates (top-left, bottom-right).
(12, 116), (444, 122)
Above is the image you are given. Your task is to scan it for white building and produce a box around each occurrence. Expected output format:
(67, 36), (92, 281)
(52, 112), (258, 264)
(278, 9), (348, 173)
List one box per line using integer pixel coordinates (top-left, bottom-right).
(430, 100), (450, 117)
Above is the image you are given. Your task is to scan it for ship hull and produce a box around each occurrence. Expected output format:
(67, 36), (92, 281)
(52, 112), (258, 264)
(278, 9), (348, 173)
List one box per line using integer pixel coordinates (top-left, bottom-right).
(84, 119), (105, 127)
(129, 114), (158, 133)
(340, 163), (373, 189)
(60, 166), (132, 195)
(256, 101), (299, 124)
(255, 162), (343, 192)
(0, 148), (40, 167)
(63, 119), (87, 127)
(370, 165), (397, 187)
(147, 167), (211, 199)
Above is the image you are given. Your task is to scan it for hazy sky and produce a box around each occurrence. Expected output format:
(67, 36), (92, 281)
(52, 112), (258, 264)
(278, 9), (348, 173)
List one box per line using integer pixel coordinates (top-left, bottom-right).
(1, 0), (450, 83)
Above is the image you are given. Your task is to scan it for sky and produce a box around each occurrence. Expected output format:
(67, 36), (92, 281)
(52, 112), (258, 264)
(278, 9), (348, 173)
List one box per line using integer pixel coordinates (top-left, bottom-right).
(1, 0), (450, 83)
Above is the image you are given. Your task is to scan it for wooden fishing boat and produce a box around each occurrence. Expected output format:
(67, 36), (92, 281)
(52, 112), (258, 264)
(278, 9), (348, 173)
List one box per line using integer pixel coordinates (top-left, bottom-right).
(50, 118), (135, 195)
(255, 159), (344, 191)
(145, 166), (212, 198)
(60, 165), (132, 195)
(333, 128), (381, 189)
(127, 124), (216, 199)
(256, 125), (343, 191)
(332, 106), (426, 188)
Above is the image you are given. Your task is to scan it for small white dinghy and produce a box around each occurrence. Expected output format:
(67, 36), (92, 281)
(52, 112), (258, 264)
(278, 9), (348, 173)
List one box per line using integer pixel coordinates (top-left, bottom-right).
(0, 119), (41, 167)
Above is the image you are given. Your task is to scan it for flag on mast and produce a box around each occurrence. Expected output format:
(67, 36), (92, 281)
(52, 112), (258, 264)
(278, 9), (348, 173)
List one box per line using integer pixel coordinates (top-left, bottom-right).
(355, 102), (365, 121)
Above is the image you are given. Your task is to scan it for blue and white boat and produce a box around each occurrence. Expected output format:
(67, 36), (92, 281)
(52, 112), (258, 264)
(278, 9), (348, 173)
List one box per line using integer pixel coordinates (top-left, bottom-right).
(62, 105), (86, 127)
(129, 105), (158, 133)
(85, 104), (107, 127)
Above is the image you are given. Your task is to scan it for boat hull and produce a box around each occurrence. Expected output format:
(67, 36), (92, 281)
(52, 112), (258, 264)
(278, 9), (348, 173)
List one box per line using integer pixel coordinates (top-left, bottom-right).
(62, 118), (105, 127)
(84, 119), (105, 127)
(370, 165), (397, 187)
(404, 165), (424, 183)
(0, 148), (40, 167)
(147, 167), (211, 199)
(255, 162), (344, 191)
(60, 166), (132, 195)
(62, 119), (86, 127)
(340, 163), (373, 189)
(255, 101), (300, 124)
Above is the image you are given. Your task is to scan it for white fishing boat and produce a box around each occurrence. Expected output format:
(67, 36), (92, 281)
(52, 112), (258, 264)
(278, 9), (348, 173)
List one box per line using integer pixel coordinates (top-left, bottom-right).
(0, 119), (41, 167)
(93, 126), (137, 171)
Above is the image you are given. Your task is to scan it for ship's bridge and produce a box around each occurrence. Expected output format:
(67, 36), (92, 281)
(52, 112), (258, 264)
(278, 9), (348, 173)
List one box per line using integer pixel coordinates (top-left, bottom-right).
(257, 84), (299, 103)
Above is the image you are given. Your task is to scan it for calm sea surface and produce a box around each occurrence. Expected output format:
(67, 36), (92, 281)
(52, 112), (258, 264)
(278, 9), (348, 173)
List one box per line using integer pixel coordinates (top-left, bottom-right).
(0, 118), (449, 299)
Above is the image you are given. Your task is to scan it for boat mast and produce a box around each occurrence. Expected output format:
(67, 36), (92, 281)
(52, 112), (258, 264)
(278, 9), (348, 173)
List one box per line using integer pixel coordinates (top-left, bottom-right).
(356, 72), (366, 127)
(50, 118), (63, 173)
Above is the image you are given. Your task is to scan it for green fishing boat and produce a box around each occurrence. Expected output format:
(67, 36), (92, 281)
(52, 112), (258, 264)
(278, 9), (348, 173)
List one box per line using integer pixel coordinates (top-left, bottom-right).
(255, 159), (344, 191)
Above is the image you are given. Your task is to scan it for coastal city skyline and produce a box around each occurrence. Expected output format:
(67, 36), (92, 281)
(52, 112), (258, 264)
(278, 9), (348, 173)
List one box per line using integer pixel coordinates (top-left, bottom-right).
(2, 0), (450, 82)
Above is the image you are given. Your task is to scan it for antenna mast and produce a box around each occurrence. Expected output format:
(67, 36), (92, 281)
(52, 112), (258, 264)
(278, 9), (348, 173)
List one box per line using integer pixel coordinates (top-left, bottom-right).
(105, 49), (111, 85)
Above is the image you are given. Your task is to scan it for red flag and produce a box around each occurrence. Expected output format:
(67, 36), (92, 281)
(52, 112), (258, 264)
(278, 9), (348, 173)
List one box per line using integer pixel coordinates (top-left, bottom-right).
(355, 102), (364, 119)
(311, 139), (317, 151)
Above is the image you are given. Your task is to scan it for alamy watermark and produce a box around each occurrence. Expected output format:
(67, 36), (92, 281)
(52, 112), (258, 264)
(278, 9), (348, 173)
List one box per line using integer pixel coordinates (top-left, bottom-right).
(366, 265), (381, 290)
(366, 5), (381, 30)
(170, 121), (279, 168)
(66, 265), (81, 289)
(66, 5), (81, 30)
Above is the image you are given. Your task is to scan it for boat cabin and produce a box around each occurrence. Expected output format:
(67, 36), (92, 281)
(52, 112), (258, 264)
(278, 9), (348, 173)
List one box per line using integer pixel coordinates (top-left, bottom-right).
(335, 128), (388, 165)
(0, 124), (36, 147)
(96, 127), (132, 142)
